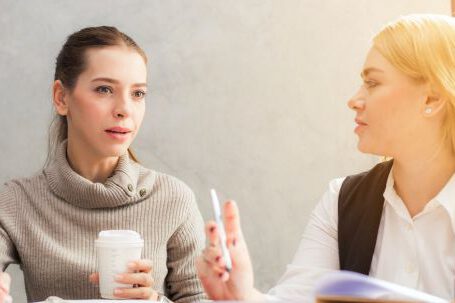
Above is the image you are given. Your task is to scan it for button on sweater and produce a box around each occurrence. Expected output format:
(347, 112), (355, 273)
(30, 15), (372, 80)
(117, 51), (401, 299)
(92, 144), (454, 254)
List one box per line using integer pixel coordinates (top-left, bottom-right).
(0, 140), (206, 302)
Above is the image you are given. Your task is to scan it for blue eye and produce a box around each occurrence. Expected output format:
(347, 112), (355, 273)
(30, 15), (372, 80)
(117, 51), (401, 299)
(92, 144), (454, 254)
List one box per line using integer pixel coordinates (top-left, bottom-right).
(95, 86), (113, 94)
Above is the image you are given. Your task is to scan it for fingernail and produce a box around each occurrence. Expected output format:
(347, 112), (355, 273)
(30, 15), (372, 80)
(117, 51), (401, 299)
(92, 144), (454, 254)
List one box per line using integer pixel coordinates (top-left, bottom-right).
(127, 262), (136, 269)
(215, 256), (221, 263)
(114, 274), (123, 281)
(114, 289), (123, 295)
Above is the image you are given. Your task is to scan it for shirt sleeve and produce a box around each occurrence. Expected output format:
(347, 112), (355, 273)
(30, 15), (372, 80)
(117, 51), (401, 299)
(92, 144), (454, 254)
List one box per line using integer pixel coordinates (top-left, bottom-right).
(0, 183), (20, 271)
(267, 177), (345, 302)
(165, 190), (206, 303)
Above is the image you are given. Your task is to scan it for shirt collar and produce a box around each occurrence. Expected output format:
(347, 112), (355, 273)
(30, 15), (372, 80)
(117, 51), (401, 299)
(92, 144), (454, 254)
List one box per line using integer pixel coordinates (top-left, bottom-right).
(433, 172), (455, 228)
(382, 167), (412, 222)
(383, 165), (455, 228)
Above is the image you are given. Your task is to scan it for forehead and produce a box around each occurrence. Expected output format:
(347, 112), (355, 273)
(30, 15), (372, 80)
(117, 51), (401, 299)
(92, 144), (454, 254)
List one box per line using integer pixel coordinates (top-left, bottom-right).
(362, 47), (427, 93)
(362, 48), (396, 76)
(80, 46), (147, 83)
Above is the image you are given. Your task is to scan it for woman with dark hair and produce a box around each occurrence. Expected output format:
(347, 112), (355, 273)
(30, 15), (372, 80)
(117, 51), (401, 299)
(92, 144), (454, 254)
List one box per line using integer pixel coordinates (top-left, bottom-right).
(0, 26), (205, 302)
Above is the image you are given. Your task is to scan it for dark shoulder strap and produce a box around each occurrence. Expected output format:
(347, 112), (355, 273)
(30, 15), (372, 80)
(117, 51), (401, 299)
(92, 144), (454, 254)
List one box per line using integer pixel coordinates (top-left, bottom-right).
(338, 160), (393, 274)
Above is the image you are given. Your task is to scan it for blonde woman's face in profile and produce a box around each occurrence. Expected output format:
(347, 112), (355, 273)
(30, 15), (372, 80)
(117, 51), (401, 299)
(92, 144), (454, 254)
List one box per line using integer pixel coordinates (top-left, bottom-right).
(347, 47), (428, 157)
(65, 46), (147, 158)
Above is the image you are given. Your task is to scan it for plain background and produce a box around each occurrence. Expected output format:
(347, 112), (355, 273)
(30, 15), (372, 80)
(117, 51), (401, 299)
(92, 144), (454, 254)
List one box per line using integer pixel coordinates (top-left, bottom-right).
(0, 1), (450, 301)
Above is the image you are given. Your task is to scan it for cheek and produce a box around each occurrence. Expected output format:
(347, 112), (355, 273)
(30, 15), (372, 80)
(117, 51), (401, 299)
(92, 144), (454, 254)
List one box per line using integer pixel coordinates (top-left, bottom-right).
(368, 87), (418, 139)
(70, 95), (109, 126)
(133, 103), (146, 126)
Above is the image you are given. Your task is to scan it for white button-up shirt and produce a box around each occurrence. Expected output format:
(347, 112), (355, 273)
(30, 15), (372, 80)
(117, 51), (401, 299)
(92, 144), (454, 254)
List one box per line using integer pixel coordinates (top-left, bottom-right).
(268, 170), (455, 302)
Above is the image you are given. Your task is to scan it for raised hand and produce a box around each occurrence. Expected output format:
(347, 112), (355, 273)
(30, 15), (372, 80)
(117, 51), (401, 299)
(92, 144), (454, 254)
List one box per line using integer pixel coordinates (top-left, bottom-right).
(196, 200), (264, 301)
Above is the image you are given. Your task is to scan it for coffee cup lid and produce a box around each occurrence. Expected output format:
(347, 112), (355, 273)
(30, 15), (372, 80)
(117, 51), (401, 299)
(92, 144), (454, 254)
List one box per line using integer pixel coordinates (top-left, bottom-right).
(95, 230), (144, 246)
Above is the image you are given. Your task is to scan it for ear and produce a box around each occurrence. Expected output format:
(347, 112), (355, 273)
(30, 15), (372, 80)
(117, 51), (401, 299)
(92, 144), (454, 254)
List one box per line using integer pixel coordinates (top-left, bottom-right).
(52, 80), (69, 116)
(422, 88), (445, 117)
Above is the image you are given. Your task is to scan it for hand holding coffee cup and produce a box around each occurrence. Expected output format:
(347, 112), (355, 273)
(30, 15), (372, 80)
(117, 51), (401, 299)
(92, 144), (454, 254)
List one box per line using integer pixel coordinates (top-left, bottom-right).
(89, 260), (157, 300)
(90, 230), (158, 300)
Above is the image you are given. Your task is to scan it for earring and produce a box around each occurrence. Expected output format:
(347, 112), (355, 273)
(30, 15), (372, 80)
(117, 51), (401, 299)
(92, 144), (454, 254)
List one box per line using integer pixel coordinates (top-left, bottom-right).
(424, 107), (432, 114)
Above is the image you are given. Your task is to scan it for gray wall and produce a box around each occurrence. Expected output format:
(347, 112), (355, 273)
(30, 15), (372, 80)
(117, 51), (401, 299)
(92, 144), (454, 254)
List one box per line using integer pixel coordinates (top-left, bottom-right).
(0, 1), (450, 301)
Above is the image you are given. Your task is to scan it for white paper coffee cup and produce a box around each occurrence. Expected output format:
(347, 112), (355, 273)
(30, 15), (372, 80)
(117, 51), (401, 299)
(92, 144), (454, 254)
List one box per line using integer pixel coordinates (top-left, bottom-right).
(95, 230), (144, 299)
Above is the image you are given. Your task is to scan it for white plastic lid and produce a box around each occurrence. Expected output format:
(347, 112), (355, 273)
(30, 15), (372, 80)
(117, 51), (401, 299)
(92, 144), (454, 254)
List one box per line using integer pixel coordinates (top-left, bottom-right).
(95, 230), (144, 246)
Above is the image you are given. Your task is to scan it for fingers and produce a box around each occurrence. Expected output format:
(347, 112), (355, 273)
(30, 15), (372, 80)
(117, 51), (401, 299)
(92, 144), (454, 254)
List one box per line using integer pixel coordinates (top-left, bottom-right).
(89, 272), (99, 284)
(90, 259), (153, 285)
(197, 245), (230, 281)
(224, 200), (242, 244)
(0, 293), (13, 303)
(205, 221), (219, 247)
(0, 273), (10, 293)
(114, 286), (157, 300)
(0, 273), (11, 303)
(127, 260), (153, 273)
(196, 260), (230, 301)
(202, 246), (227, 269)
(115, 272), (154, 286)
(196, 255), (229, 283)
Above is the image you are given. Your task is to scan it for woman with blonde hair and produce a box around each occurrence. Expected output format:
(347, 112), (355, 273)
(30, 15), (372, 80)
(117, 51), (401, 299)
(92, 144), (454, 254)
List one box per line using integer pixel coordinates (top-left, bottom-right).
(197, 14), (455, 302)
(0, 26), (205, 302)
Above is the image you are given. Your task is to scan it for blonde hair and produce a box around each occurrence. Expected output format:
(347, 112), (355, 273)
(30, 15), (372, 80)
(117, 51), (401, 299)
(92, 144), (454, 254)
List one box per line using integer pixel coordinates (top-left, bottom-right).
(373, 14), (455, 153)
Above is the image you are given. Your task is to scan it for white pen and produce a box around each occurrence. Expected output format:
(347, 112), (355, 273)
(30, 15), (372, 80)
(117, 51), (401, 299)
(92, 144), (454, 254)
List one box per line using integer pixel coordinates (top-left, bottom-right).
(210, 189), (233, 272)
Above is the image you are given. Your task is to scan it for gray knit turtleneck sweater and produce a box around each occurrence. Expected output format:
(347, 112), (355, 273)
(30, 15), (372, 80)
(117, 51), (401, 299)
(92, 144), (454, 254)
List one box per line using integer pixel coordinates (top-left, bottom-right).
(0, 141), (206, 302)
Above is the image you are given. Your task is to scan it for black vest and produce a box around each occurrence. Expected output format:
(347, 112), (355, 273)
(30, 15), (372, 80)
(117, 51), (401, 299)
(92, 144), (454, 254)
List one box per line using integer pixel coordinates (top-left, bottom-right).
(338, 160), (394, 274)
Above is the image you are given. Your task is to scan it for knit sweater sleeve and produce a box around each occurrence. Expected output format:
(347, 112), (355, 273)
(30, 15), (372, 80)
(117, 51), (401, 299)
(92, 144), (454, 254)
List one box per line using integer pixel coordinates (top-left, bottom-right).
(0, 183), (20, 271)
(165, 188), (206, 303)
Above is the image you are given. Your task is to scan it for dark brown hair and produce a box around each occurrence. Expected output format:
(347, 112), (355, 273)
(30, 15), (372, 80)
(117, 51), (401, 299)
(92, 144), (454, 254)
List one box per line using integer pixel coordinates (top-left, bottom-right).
(46, 26), (147, 166)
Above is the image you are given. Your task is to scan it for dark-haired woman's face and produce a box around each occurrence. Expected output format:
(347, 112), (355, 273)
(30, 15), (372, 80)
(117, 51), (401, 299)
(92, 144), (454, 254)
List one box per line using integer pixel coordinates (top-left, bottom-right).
(65, 46), (147, 158)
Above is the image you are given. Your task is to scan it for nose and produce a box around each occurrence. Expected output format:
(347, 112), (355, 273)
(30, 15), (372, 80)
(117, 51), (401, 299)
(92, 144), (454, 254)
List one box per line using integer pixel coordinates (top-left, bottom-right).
(347, 89), (366, 112)
(113, 92), (132, 119)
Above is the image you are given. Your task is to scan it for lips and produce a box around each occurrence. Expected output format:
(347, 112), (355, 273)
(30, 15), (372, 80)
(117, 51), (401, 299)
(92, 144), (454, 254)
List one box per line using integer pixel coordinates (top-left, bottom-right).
(105, 126), (132, 134)
(354, 118), (367, 134)
(355, 118), (367, 126)
(105, 127), (132, 142)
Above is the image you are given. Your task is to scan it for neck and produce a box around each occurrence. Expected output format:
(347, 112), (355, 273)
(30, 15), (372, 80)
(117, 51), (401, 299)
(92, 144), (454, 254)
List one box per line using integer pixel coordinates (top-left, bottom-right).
(392, 142), (455, 217)
(66, 137), (119, 183)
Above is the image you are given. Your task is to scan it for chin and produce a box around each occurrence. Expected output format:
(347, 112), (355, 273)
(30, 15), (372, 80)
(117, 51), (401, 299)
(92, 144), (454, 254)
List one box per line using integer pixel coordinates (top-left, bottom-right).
(357, 141), (389, 157)
(99, 144), (130, 158)
(357, 140), (376, 155)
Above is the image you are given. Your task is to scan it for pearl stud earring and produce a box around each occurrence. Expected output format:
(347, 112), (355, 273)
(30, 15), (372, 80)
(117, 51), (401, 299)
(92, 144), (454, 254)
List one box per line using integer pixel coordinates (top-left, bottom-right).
(424, 107), (432, 114)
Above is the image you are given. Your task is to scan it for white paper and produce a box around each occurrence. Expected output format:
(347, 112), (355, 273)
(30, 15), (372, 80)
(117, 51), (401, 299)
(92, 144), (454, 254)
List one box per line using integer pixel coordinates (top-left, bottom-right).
(35, 299), (157, 303)
(314, 271), (449, 303)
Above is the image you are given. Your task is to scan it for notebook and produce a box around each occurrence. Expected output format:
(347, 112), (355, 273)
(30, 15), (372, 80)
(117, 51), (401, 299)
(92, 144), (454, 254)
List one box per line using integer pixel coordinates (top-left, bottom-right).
(314, 271), (449, 303)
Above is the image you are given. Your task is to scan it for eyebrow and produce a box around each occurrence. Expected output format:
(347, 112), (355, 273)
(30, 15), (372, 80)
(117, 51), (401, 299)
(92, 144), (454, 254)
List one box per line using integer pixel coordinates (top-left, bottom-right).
(91, 77), (147, 88)
(360, 67), (384, 78)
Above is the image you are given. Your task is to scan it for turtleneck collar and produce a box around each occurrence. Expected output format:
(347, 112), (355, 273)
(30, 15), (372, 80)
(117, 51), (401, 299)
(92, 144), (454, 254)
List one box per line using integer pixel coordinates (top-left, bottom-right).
(44, 140), (156, 209)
